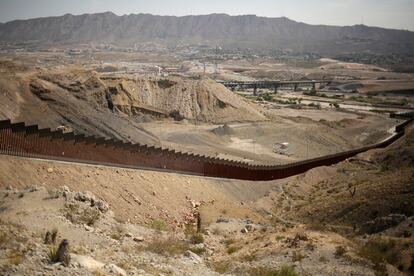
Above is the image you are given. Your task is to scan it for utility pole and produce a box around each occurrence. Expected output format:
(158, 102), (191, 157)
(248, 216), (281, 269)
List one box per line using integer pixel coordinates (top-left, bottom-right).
(214, 46), (219, 74)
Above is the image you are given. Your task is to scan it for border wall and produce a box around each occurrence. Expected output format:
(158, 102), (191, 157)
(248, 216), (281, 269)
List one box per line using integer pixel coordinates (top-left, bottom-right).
(0, 118), (411, 181)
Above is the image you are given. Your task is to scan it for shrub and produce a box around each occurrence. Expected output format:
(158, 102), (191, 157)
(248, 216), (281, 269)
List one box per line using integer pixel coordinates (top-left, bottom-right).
(80, 208), (101, 226)
(47, 245), (59, 263)
(212, 261), (231, 274)
(262, 93), (273, 101)
(189, 233), (204, 244)
(240, 253), (257, 262)
(226, 246), (241, 254)
(149, 219), (169, 232)
(357, 238), (400, 272)
(190, 247), (206, 254)
(303, 90), (317, 96)
(110, 225), (125, 240)
(248, 265), (298, 276)
(335, 245), (347, 258)
(146, 236), (189, 256)
(6, 250), (25, 266)
(291, 251), (305, 262)
(223, 238), (236, 246)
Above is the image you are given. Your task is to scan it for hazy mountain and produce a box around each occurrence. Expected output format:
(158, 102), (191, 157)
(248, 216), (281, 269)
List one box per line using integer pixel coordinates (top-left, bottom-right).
(1, 12), (413, 55)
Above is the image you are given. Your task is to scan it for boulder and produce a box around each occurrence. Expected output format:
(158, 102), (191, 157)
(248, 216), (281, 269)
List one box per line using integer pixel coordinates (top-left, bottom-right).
(184, 250), (203, 264)
(74, 191), (96, 204)
(95, 200), (110, 213)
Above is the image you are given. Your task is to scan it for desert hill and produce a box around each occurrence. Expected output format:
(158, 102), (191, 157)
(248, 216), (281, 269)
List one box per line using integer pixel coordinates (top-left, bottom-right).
(1, 12), (413, 55)
(0, 62), (265, 145)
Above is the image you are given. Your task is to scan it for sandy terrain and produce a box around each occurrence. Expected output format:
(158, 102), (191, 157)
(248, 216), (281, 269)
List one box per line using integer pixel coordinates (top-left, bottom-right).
(1, 123), (412, 275)
(1, 50), (413, 275)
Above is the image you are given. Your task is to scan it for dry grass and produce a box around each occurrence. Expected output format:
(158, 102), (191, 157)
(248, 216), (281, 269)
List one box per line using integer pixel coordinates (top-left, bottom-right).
(189, 232), (204, 244)
(146, 236), (189, 256)
(223, 238), (236, 246)
(291, 251), (305, 262)
(6, 250), (25, 266)
(46, 188), (60, 199)
(211, 227), (222, 235)
(47, 245), (59, 264)
(212, 260), (231, 274)
(148, 219), (170, 232)
(116, 259), (134, 271)
(247, 265), (298, 276)
(240, 253), (258, 262)
(356, 237), (402, 273)
(92, 268), (106, 276)
(190, 247), (206, 254)
(110, 225), (126, 241)
(226, 245), (241, 255)
(0, 222), (30, 266)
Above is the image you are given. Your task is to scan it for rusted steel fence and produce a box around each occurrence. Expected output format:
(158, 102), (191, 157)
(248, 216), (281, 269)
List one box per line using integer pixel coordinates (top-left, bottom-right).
(0, 118), (411, 181)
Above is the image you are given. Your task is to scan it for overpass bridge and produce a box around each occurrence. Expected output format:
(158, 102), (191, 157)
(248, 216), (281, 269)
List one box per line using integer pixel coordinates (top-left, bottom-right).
(218, 80), (332, 95)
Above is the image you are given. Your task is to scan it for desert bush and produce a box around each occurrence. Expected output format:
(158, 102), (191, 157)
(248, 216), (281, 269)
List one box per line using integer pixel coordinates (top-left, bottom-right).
(357, 237), (401, 273)
(47, 188), (60, 199)
(110, 225), (126, 240)
(190, 247), (206, 254)
(146, 236), (189, 256)
(335, 245), (347, 258)
(319, 256), (328, 263)
(80, 208), (101, 226)
(248, 265), (298, 276)
(262, 93), (273, 101)
(291, 251), (305, 262)
(92, 269), (106, 276)
(211, 227), (222, 235)
(226, 245), (241, 254)
(149, 219), (169, 232)
(303, 90), (317, 96)
(240, 253), (257, 262)
(212, 261), (231, 273)
(6, 249), (25, 266)
(189, 232), (204, 244)
(223, 238), (236, 246)
(47, 245), (59, 263)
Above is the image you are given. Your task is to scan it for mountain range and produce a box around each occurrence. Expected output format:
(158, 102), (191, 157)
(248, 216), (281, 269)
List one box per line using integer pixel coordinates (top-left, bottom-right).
(0, 12), (413, 55)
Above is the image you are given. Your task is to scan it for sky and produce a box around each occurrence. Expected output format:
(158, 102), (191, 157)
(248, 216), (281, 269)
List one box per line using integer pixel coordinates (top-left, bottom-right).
(0, 0), (413, 31)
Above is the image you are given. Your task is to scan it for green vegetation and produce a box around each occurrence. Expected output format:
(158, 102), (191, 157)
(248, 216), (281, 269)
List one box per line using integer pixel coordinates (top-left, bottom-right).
(47, 245), (59, 264)
(272, 97), (303, 107)
(349, 95), (411, 106)
(262, 93), (273, 101)
(303, 90), (317, 96)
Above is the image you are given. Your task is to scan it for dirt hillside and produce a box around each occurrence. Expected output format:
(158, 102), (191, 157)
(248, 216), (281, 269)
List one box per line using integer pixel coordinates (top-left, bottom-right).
(0, 61), (265, 146)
